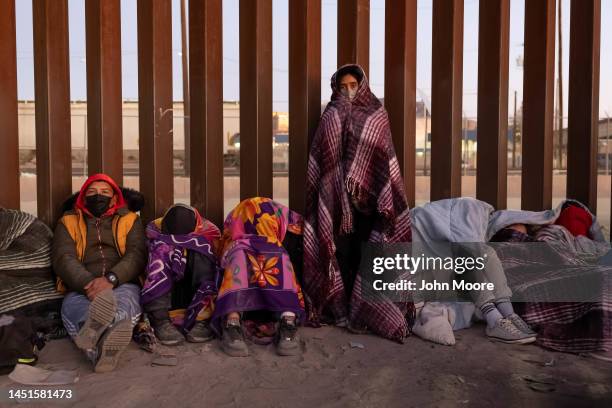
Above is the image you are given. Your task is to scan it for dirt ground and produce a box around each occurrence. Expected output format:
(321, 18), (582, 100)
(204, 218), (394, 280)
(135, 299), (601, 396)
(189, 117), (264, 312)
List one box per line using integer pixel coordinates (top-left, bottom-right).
(1, 325), (611, 408)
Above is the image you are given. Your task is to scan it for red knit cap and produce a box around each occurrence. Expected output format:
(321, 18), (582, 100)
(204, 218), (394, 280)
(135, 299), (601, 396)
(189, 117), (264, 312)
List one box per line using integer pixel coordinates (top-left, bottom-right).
(554, 205), (592, 237)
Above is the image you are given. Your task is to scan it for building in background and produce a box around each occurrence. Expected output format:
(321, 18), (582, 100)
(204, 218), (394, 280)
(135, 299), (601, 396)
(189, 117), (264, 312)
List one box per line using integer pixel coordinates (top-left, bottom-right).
(16, 100), (612, 176)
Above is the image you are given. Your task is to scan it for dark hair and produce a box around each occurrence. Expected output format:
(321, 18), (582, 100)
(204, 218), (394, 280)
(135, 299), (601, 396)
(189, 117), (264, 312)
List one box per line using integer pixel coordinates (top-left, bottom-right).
(162, 205), (196, 235)
(561, 200), (582, 210)
(490, 227), (535, 243)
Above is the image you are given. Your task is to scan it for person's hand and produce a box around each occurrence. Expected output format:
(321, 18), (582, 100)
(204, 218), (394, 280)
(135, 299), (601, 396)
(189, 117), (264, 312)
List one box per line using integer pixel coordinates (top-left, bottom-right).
(84, 277), (114, 301)
(169, 248), (185, 265)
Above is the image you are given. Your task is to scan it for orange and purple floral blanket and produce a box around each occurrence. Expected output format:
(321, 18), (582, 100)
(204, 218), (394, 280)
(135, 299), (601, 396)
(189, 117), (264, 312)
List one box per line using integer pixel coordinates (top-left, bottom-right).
(211, 198), (305, 332)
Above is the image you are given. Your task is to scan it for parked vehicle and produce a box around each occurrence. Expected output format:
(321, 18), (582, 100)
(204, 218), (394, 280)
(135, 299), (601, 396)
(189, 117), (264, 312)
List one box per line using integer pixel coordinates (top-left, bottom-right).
(224, 133), (289, 171)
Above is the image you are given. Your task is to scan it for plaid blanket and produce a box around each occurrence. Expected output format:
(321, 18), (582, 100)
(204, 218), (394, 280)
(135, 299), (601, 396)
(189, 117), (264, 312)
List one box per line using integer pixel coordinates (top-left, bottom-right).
(493, 241), (612, 353)
(303, 64), (412, 342)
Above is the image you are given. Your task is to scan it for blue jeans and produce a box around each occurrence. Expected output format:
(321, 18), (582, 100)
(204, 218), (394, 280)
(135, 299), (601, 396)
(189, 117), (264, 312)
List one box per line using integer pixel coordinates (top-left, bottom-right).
(61, 283), (141, 361)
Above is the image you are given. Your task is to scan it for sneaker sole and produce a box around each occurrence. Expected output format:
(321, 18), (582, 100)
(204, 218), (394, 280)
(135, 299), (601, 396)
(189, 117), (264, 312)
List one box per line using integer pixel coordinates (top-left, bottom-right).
(277, 344), (300, 356)
(159, 338), (184, 346)
(94, 319), (133, 373)
(75, 289), (117, 351)
(186, 334), (214, 343)
(487, 335), (537, 345)
(222, 343), (249, 357)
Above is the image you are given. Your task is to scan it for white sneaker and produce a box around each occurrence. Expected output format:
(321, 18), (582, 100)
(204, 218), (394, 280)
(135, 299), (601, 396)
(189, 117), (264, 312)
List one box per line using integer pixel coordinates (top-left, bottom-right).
(486, 318), (536, 344)
(507, 313), (537, 337)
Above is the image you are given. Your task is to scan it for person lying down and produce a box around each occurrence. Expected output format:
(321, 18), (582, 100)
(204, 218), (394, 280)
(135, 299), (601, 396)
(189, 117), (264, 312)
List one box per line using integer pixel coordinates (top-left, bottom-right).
(409, 197), (612, 358)
(408, 197), (536, 346)
(489, 200), (612, 359)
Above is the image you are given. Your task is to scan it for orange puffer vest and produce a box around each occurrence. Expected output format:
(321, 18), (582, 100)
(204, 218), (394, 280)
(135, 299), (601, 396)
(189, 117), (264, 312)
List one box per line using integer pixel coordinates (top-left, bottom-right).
(55, 209), (138, 293)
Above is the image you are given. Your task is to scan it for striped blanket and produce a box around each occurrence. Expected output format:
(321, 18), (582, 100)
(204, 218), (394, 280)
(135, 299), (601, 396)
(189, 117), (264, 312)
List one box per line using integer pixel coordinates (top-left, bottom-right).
(409, 197), (611, 352)
(303, 64), (412, 342)
(0, 209), (63, 315)
(494, 240), (612, 353)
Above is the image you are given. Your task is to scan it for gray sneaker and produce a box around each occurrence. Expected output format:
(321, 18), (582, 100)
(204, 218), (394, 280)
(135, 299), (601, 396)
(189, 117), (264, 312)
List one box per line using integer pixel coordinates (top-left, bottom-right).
(186, 320), (214, 343)
(507, 313), (537, 337)
(75, 289), (116, 350)
(150, 317), (185, 346)
(275, 317), (300, 356)
(486, 318), (536, 344)
(222, 321), (249, 357)
(94, 319), (133, 373)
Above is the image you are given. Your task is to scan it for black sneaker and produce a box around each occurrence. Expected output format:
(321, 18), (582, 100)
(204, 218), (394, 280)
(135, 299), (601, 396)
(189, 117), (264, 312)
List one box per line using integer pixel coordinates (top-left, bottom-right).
(275, 317), (300, 356)
(186, 320), (214, 343)
(222, 321), (249, 357)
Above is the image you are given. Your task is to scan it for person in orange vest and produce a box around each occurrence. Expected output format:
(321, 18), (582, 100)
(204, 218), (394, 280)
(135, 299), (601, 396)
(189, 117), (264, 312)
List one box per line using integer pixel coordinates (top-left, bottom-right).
(52, 174), (146, 373)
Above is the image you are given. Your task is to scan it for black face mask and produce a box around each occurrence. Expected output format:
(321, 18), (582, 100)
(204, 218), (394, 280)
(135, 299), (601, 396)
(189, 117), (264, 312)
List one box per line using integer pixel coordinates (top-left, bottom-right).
(85, 194), (112, 218)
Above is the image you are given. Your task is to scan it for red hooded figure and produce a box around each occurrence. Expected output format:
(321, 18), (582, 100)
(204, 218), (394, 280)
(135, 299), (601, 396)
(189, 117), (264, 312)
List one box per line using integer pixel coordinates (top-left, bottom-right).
(555, 204), (593, 238)
(75, 173), (127, 218)
(53, 173), (147, 373)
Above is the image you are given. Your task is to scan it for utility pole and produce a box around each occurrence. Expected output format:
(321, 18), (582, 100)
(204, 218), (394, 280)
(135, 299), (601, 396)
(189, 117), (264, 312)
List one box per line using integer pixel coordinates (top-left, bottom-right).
(462, 115), (467, 176)
(513, 90), (517, 169)
(606, 111), (610, 175)
(557, 0), (563, 170)
(181, 0), (190, 176)
(423, 110), (428, 176)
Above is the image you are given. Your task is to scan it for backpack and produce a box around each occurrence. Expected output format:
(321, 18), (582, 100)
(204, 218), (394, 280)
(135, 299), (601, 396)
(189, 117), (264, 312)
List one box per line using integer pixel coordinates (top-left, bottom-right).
(0, 314), (45, 375)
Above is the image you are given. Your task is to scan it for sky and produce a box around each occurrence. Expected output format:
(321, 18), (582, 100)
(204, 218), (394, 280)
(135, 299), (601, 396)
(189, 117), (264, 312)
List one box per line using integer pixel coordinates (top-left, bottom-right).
(13, 0), (612, 119)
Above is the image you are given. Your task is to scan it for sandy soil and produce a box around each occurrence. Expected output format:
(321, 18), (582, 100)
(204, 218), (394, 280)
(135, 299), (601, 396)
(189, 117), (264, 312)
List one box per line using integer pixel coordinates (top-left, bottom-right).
(1, 325), (612, 408)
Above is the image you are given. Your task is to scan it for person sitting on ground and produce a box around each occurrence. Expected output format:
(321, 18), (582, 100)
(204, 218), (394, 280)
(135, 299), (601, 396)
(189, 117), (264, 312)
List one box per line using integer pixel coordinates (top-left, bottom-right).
(303, 64), (413, 342)
(141, 203), (221, 345)
(53, 174), (146, 373)
(212, 197), (305, 357)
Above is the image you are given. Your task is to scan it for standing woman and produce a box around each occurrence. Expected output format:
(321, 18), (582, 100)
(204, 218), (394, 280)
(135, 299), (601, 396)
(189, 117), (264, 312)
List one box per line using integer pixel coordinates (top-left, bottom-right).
(303, 64), (413, 342)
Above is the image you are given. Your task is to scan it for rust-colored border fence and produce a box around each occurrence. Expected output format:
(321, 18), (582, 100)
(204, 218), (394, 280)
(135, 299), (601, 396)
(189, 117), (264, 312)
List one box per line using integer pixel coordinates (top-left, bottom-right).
(0, 0), (604, 234)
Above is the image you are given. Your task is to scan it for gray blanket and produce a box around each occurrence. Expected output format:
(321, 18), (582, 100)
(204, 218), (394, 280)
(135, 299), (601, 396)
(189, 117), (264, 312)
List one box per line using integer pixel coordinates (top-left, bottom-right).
(411, 197), (608, 253)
